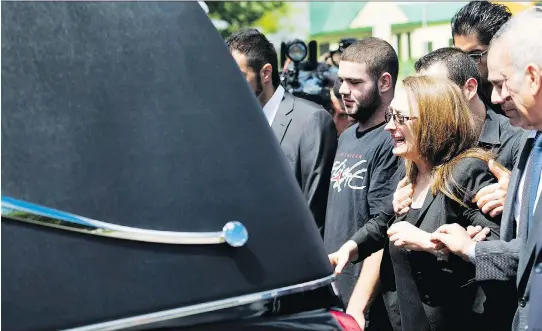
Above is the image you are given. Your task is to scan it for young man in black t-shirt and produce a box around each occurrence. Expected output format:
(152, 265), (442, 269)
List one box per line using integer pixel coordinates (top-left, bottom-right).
(323, 38), (402, 330)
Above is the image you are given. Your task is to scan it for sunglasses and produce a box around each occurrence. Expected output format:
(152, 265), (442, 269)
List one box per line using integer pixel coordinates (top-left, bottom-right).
(468, 49), (488, 64)
(385, 109), (418, 125)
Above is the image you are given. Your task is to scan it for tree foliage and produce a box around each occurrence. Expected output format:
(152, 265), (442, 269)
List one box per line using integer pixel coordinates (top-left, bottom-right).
(206, 1), (285, 38)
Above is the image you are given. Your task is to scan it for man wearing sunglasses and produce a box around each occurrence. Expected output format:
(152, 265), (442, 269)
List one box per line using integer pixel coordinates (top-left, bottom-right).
(451, 1), (512, 116)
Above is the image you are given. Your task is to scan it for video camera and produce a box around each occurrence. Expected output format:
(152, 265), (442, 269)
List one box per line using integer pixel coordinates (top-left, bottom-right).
(279, 38), (357, 110)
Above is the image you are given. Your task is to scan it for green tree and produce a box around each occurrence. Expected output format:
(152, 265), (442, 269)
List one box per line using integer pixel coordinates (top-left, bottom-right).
(206, 1), (285, 38)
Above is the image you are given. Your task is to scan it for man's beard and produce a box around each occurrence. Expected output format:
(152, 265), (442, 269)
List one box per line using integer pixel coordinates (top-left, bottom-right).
(349, 85), (382, 123)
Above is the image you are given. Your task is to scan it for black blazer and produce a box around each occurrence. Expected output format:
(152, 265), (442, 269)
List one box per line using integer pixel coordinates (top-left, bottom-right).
(351, 157), (501, 331)
(271, 92), (337, 233)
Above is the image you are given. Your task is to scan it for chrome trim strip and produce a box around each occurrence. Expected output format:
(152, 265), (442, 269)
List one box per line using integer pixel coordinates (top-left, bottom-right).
(1, 196), (248, 247)
(64, 274), (336, 331)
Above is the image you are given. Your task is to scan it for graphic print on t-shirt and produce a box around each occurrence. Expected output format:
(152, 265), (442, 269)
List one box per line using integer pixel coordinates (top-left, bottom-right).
(330, 152), (368, 192)
(324, 123), (402, 305)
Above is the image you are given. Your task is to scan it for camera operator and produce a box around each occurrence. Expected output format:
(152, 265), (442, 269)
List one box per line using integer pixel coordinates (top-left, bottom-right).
(280, 38), (357, 112)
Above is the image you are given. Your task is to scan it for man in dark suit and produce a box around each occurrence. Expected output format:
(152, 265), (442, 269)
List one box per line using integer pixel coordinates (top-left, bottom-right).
(226, 29), (337, 232)
(431, 7), (542, 331)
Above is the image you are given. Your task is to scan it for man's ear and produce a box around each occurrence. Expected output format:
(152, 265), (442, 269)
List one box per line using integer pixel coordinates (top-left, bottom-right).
(526, 63), (542, 97)
(379, 72), (393, 93)
(260, 63), (273, 84)
(463, 77), (478, 101)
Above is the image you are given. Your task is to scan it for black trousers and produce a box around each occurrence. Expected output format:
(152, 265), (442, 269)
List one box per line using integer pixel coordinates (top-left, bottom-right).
(366, 294), (394, 331)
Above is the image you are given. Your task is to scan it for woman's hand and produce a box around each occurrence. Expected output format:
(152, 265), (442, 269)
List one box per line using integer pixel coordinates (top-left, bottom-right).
(328, 240), (358, 274)
(387, 221), (441, 252)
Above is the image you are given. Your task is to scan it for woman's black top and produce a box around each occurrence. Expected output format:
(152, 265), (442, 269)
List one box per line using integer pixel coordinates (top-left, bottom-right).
(350, 157), (502, 331)
(387, 207), (432, 331)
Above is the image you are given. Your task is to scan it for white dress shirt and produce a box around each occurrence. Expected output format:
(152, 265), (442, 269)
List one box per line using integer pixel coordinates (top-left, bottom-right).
(262, 85), (285, 126)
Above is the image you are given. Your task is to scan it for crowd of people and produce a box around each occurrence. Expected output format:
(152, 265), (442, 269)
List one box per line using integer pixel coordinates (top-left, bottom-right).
(224, 2), (541, 331)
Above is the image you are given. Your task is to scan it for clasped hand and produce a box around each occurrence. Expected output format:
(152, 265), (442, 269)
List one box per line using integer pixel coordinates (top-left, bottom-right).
(387, 221), (490, 259)
(387, 221), (441, 252)
(429, 224), (490, 261)
(329, 222), (491, 274)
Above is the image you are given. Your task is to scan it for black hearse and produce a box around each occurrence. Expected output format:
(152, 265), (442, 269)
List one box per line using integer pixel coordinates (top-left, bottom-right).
(1, 2), (360, 330)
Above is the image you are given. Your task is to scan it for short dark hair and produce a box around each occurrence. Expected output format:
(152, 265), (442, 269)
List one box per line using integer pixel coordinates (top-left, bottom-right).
(340, 37), (399, 88)
(451, 1), (512, 46)
(414, 47), (481, 88)
(225, 29), (280, 89)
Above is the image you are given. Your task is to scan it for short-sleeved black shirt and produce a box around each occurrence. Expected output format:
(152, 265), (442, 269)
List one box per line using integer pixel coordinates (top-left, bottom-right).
(324, 122), (403, 303)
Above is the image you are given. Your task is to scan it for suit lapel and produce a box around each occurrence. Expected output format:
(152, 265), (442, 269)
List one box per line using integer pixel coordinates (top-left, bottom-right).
(515, 134), (537, 286)
(500, 168), (522, 240)
(518, 187), (542, 286)
(270, 93), (294, 145)
(501, 134), (534, 240)
(414, 190), (436, 227)
(390, 190), (435, 227)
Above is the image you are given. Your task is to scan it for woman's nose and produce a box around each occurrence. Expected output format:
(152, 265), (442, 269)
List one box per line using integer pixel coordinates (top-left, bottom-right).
(384, 116), (396, 132)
